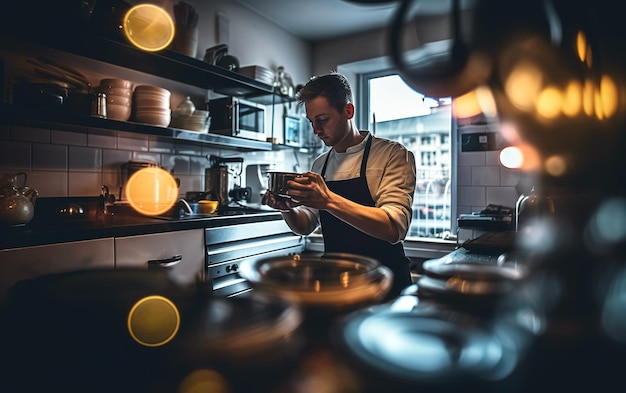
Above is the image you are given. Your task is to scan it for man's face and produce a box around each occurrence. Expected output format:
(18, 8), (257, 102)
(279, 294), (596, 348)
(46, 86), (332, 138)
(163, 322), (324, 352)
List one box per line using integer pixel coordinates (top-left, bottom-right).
(304, 96), (348, 147)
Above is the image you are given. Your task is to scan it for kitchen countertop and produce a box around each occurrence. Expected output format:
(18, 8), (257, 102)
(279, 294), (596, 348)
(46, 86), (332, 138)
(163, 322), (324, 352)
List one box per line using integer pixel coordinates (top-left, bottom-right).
(0, 199), (284, 249)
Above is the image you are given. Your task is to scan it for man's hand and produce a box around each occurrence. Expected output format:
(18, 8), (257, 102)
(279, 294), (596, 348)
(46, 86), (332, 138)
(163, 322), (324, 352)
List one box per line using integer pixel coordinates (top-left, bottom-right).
(286, 172), (332, 210)
(261, 189), (298, 212)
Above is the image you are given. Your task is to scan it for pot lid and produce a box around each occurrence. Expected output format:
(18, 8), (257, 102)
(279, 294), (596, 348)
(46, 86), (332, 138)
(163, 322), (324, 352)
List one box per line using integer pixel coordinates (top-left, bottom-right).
(333, 307), (518, 386)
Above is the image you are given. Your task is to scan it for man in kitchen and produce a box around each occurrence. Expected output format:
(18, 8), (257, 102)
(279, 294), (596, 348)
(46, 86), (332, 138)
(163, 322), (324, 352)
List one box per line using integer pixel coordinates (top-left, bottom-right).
(262, 72), (417, 301)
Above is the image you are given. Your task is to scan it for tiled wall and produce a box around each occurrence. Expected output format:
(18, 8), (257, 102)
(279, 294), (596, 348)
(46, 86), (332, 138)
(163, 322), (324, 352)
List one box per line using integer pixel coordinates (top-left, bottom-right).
(456, 124), (524, 241)
(1, 120), (525, 242)
(0, 123), (303, 199)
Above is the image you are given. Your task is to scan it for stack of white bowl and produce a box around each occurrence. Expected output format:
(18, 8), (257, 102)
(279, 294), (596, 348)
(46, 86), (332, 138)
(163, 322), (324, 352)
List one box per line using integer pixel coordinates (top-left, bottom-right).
(97, 78), (133, 121)
(170, 109), (211, 132)
(133, 85), (171, 127)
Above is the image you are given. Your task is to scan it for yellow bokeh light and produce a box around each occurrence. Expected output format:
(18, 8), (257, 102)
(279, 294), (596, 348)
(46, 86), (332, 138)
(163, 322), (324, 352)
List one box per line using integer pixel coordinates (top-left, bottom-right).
(504, 61), (543, 112)
(125, 167), (178, 216)
(123, 4), (175, 52)
(562, 80), (582, 117)
(452, 90), (483, 119)
(177, 369), (231, 393)
(127, 295), (180, 347)
(545, 155), (567, 176)
(600, 74), (618, 118)
(583, 78), (596, 116)
(536, 86), (563, 119)
(576, 30), (587, 63)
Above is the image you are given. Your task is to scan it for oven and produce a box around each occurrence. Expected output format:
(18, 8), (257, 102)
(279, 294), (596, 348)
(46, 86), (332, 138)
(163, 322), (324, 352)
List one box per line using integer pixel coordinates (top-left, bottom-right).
(205, 218), (305, 297)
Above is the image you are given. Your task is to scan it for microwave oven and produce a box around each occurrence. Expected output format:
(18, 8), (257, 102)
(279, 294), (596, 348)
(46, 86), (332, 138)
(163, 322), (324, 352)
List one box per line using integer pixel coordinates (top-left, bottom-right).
(208, 97), (266, 141)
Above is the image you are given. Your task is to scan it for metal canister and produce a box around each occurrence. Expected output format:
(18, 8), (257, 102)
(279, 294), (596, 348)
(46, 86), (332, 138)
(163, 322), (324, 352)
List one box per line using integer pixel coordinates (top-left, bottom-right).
(90, 92), (107, 118)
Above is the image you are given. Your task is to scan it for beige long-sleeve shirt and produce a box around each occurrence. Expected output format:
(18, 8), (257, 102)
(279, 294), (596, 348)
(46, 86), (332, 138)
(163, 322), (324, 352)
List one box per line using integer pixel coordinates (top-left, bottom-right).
(287, 131), (416, 244)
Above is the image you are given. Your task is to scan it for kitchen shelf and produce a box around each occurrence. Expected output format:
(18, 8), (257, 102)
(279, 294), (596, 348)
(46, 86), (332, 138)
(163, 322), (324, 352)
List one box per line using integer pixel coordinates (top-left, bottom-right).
(0, 104), (274, 151)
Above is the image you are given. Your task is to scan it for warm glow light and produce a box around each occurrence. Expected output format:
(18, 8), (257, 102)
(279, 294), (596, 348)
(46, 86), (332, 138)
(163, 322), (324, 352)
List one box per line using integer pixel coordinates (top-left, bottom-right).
(177, 369), (231, 393)
(545, 155), (567, 176)
(123, 4), (175, 52)
(127, 295), (180, 347)
(452, 90), (483, 119)
(576, 31), (587, 63)
(125, 167), (178, 216)
(600, 74), (618, 118)
(504, 61), (543, 112)
(499, 121), (523, 145)
(475, 85), (498, 117)
(583, 78), (596, 116)
(562, 80), (583, 117)
(499, 146), (524, 169)
(536, 86), (563, 119)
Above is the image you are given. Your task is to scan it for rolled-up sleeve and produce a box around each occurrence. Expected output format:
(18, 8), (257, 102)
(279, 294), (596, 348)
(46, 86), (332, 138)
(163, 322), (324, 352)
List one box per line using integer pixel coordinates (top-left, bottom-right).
(368, 140), (416, 243)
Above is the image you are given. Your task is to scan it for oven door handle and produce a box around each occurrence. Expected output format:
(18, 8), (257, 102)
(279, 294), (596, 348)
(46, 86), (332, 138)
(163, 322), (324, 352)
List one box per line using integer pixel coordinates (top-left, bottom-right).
(148, 254), (183, 268)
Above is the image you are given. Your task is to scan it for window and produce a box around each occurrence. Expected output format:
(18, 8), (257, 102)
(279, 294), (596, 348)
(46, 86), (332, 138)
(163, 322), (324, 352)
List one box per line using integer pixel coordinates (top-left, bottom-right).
(359, 72), (456, 240)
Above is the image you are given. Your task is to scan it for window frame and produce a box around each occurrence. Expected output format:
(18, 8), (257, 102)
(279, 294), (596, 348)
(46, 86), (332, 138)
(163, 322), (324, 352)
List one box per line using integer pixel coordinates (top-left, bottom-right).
(355, 69), (459, 243)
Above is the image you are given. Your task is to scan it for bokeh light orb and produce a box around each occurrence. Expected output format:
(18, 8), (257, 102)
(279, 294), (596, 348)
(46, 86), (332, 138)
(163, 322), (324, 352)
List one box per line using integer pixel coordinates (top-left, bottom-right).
(123, 4), (175, 52)
(125, 167), (178, 216)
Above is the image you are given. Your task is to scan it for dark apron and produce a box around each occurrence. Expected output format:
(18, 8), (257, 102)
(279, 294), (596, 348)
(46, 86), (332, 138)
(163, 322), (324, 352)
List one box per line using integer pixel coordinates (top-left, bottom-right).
(320, 135), (411, 300)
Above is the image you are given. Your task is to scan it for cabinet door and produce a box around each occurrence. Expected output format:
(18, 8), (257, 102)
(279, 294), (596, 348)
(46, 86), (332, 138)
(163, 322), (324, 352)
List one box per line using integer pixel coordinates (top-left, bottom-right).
(0, 238), (115, 298)
(115, 229), (205, 285)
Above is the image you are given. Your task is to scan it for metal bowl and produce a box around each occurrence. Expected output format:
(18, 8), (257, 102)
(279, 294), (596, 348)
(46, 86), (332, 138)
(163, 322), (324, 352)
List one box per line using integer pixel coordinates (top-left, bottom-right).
(239, 253), (393, 311)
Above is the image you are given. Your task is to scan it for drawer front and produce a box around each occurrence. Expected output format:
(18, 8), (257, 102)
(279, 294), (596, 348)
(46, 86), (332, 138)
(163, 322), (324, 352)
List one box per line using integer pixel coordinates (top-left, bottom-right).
(0, 238), (115, 298)
(115, 229), (205, 285)
(205, 219), (293, 245)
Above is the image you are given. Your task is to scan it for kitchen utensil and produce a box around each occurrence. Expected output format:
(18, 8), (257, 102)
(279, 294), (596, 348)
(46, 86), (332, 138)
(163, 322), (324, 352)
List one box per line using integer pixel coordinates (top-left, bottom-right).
(90, 92), (107, 118)
(333, 306), (518, 390)
(205, 155), (244, 207)
(0, 172), (38, 226)
(239, 252), (393, 311)
(198, 200), (218, 214)
(267, 171), (301, 198)
(203, 44), (228, 65)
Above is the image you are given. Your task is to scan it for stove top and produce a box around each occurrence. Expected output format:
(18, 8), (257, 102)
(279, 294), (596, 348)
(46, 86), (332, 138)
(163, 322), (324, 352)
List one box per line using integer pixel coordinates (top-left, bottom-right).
(153, 203), (275, 221)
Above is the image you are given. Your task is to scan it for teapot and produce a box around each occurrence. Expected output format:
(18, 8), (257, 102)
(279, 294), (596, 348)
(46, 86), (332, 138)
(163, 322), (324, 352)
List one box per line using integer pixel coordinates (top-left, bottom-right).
(0, 172), (38, 226)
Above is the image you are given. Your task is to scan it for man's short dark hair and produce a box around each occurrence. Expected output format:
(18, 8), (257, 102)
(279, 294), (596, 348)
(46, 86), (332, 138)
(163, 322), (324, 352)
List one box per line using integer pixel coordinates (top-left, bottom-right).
(296, 72), (353, 114)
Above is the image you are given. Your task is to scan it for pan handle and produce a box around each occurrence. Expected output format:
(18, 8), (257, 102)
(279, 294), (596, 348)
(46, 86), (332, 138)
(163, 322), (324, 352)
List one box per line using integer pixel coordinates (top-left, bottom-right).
(148, 254), (183, 268)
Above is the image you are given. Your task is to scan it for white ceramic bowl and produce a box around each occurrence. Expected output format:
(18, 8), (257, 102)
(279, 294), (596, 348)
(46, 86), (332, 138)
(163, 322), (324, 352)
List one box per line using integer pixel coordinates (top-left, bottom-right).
(106, 95), (131, 107)
(100, 78), (133, 90)
(134, 85), (170, 96)
(135, 111), (171, 127)
(134, 100), (170, 110)
(107, 103), (132, 121)
(98, 87), (133, 97)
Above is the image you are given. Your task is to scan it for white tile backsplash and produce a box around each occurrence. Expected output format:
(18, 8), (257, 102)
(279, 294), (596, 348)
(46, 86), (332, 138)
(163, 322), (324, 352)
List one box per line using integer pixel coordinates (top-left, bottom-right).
(0, 140), (31, 170)
(472, 166), (501, 186)
(32, 143), (67, 171)
(68, 172), (102, 196)
(458, 186), (486, 207)
(88, 128), (117, 149)
(102, 149), (133, 172)
(69, 146), (102, 171)
(458, 150), (486, 167)
(51, 130), (87, 146)
(28, 171), (68, 196)
(11, 125), (50, 143)
(117, 132), (149, 151)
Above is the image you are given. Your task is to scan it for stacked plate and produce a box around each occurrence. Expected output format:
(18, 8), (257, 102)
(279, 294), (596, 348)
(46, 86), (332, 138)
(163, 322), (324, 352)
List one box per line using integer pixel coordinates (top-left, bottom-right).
(238, 65), (275, 86)
(133, 85), (171, 127)
(170, 109), (211, 132)
(97, 78), (133, 121)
